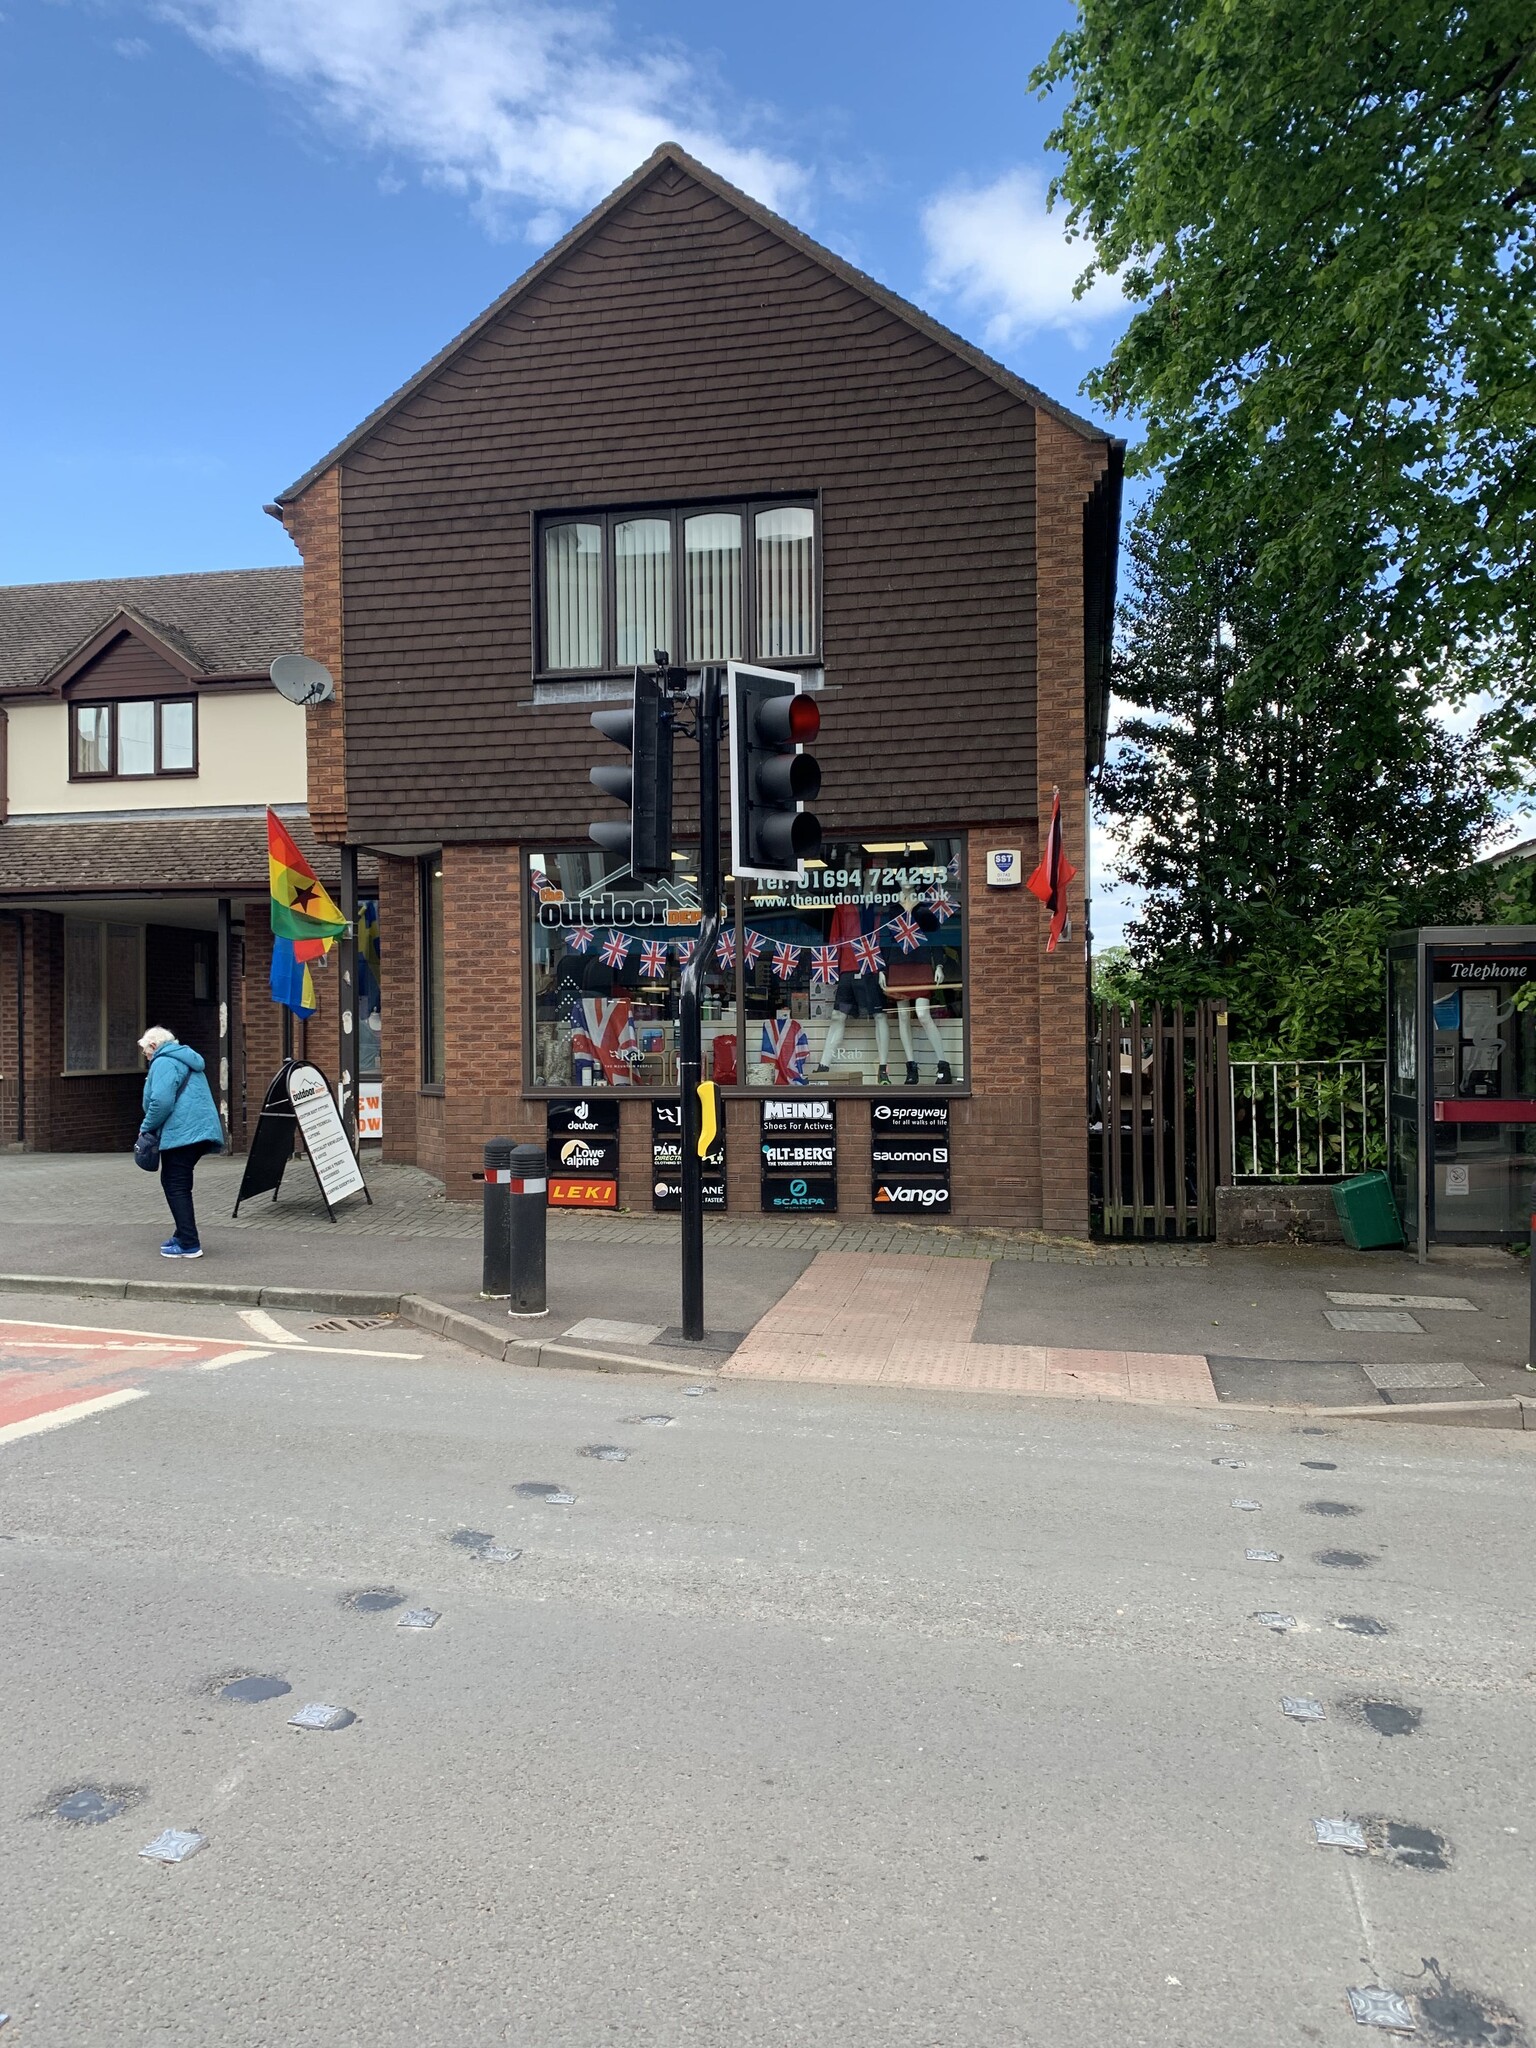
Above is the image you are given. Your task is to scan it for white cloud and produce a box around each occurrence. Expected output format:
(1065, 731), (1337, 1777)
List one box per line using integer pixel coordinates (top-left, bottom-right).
(921, 169), (1124, 348)
(156, 0), (806, 236)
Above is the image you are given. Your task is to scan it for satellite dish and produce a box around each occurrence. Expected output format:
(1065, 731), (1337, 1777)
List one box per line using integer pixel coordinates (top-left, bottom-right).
(270, 653), (335, 706)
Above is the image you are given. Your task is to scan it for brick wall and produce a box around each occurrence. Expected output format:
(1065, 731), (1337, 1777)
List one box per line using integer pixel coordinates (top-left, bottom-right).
(282, 464), (347, 844)
(376, 854), (420, 1167)
(440, 843), (541, 1193)
(0, 915), (18, 1145)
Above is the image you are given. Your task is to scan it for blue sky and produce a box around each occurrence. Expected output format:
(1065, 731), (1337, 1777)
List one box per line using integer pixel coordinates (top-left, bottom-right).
(3, 0), (1147, 930)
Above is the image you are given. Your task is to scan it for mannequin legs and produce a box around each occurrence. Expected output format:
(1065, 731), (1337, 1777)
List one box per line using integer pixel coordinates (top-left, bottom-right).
(814, 1007), (891, 1076)
(897, 999), (946, 1080)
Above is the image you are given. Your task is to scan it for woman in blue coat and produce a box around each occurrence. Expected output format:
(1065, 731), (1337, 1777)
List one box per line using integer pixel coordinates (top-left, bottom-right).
(137, 1027), (226, 1258)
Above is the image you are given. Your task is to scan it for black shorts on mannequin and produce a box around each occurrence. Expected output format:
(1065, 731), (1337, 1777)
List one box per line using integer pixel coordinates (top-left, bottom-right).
(834, 971), (886, 1019)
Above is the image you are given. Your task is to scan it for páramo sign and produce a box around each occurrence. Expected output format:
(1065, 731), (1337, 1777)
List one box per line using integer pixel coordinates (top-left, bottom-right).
(652, 1100), (726, 1211)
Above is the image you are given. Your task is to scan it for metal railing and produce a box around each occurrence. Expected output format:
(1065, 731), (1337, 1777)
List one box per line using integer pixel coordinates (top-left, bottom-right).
(1229, 1058), (1387, 1181)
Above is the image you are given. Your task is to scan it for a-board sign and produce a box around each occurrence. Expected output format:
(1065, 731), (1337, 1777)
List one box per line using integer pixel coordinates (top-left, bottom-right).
(289, 1063), (368, 1207)
(547, 1098), (619, 1208)
(760, 1097), (837, 1213)
(232, 1059), (372, 1221)
(870, 1098), (950, 1213)
(651, 1099), (727, 1211)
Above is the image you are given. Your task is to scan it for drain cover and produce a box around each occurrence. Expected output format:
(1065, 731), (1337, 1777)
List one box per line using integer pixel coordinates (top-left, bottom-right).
(398, 1608), (440, 1629)
(1246, 1548), (1282, 1562)
(1314, 1816), (1368, 1851)
(1253, 1611), (1298, 1632)
(582, 1445), (629, 1462)
(1282, 1697), (1325, 1722)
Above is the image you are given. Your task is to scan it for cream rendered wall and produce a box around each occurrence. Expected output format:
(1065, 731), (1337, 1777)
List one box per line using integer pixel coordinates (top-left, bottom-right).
(6, 694), (308, 815)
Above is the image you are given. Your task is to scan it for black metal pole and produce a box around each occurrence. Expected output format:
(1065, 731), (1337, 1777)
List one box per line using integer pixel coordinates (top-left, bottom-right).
(507, 1139), (549, 1317)
(338, 845), (359, 1155)
(1528, 1205), (1535, 1372)
(679, 665), (723, 1343)
(482, 1136), (513, 1297)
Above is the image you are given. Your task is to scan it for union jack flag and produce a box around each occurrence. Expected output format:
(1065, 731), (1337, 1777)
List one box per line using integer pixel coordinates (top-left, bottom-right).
(925, 890), (956, 922)
(771, 942), (802, 980)
(530, 869), (558, 900)
(567, 926), (595, 954)
(715, 929), (736, 970)
(892, 913), (922, 954)
(569, 995), (637, 1083)
(600, 929), (631, 969)
(946, 850), (961, 877)
(638, 939), (670, 979)
(809, 944), (839, 989)
(853, 932), (882, 976)
(760, 1014), (809, 1086)
(742, 929), (767, 971)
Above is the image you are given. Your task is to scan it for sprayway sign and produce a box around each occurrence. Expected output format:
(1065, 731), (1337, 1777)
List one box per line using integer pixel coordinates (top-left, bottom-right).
(871, 1100), (950, 1214)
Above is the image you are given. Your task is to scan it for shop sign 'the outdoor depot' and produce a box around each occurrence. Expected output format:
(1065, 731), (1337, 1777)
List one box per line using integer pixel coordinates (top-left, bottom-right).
(870, 1099), (951, 1212)
(760, 1097), (837, 1213)
(546, 1098), (620, 1208)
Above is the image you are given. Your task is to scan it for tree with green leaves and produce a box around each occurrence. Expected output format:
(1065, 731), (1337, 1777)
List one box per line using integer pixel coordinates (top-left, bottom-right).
(1033, 2), (1535, 736)
(1099, 508), (1499, 1050)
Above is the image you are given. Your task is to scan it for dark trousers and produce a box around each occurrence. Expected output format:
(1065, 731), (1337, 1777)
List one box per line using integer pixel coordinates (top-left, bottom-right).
(159, 1144), (203, 1249)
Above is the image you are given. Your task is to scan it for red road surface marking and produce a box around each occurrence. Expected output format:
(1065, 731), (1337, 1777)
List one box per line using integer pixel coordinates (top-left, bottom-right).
(0, 1319), (255, 1445)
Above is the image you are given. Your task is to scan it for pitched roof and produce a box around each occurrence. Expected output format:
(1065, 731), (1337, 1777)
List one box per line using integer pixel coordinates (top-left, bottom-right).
(0, 812), (368, 897)
(0, 567), (302, 696)
(276, 144), (1114, 505)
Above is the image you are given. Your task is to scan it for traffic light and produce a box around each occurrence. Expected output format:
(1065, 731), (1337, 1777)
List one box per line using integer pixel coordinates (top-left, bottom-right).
(589, 667), (673, 880)
(727, 661), (822, 881)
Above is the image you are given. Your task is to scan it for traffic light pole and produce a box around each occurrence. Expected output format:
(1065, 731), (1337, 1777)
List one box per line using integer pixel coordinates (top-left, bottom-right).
(677, 664), (723, 1344)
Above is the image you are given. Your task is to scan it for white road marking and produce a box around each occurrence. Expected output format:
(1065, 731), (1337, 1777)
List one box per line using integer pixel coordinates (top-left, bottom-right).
(0, 1387), (148, 1447)
(196, 1348), (274, 1372)
(0, 1314), (422, 1360)
(238, 1308), (304, 1345)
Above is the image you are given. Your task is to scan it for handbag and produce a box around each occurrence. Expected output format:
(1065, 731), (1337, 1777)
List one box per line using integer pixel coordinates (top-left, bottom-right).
(134, 1129), (161, 1172)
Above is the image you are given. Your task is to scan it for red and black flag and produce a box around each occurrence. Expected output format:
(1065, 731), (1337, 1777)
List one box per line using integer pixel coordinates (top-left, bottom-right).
(1026, 786), (1076, 952)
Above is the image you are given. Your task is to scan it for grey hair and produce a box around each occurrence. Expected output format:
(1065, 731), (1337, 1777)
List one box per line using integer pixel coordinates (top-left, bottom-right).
(138, 1026), (177, 1058)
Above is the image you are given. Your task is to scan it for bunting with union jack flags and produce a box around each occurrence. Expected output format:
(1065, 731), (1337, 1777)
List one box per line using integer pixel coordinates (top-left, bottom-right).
(771, 942), (802, 980)
(599, 930), (632, 969)
(809, 944), (839, 989)
(638, 940), (669, 980)
(715, 929), (737, 970)
(852, 932), (883, 977)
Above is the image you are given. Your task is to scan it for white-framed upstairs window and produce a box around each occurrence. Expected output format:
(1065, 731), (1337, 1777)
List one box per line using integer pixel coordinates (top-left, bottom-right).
(64, 919), (145, 1074)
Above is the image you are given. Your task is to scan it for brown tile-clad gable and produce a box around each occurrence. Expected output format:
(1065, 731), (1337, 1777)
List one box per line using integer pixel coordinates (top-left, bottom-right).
(290, 159), (1115, 846)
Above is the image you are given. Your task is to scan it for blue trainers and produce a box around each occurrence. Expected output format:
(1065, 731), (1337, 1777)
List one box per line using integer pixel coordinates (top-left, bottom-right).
(159, 1241), (204, 1259)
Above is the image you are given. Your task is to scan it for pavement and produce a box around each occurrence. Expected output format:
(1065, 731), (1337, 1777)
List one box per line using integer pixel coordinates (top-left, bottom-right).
(0, 1152), (1532, 1413)
(0, 1286), (1532, 2044)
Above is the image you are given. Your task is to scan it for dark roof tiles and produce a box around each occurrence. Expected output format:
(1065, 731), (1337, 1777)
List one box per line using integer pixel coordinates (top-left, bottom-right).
(0, 813), (367, 897)
(0, 567), (302, 695)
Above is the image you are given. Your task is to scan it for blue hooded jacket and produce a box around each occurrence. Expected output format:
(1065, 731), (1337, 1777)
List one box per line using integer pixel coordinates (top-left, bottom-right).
(140, 1041), (225, 1154)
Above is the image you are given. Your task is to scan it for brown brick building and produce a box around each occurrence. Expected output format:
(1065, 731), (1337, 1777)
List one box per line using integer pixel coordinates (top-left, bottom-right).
(271, 146), (1121, 1233)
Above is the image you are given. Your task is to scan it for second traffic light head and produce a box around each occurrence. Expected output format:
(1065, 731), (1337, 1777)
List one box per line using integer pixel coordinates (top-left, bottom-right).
(587, 672), (673, 879)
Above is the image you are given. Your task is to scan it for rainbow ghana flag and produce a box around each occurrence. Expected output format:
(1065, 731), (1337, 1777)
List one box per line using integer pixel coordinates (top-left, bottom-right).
(267, 809), (347, 1018)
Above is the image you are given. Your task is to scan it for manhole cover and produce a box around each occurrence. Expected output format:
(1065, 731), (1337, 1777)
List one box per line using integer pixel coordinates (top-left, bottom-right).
(398, 1608), (441, 1629)
(139, 1828), (207, 1865)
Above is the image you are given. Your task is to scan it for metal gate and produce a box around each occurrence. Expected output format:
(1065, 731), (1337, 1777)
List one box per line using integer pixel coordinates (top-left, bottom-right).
(1090, 999), (1229, 1239)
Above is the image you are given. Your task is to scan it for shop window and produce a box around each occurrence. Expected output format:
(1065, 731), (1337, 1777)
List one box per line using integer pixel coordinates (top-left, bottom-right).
(69, 698), (197, 779)
(420, 858), (445, 1087)
(529, 851), (734, 1089)
(191, 937), (214, 1004)
(525, 837), (965, 1092)
(740, 838), (964, 1087)
(538, 500), (816, 678)
(358, 897), (382, 1079)
(64, 919), (144, 1073)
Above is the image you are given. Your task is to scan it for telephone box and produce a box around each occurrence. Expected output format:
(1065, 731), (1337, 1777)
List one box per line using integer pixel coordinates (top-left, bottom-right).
(1387, 927), (1536, 1258)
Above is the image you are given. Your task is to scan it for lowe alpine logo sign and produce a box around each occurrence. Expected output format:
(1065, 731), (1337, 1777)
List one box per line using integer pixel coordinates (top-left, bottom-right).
(760, 1099), (837, 1213)
(871, 1100), (950, 1214)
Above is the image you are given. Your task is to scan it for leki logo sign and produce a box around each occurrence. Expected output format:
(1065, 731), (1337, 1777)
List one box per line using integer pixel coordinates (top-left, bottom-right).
(549, 1177), (616, 1207)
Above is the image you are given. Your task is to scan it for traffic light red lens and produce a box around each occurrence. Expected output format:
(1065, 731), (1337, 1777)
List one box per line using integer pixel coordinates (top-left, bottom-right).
(787, 693), (820, 743)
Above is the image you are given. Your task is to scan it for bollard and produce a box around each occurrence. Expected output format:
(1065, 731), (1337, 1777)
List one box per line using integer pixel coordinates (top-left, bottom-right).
(481, 1138), (515, 1298)
(507, 1140), (549, 1318)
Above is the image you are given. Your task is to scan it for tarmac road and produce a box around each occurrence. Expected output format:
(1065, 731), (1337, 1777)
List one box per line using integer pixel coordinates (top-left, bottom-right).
(1, 1289), (1533, 2046)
